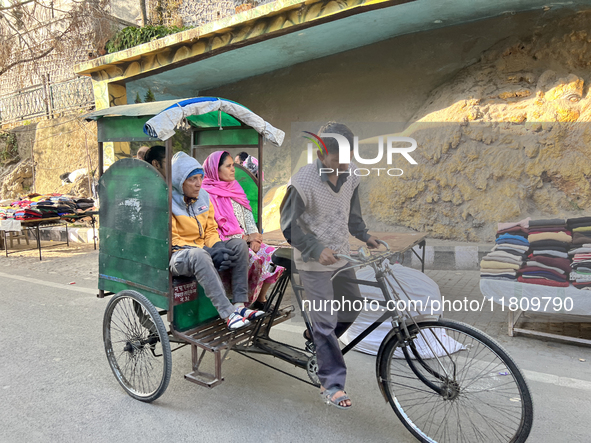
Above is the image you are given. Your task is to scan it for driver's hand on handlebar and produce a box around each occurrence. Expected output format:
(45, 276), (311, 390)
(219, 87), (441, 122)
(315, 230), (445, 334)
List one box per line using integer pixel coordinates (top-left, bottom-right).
(318, 248), (338, 266)
(366, 236), (380, 249)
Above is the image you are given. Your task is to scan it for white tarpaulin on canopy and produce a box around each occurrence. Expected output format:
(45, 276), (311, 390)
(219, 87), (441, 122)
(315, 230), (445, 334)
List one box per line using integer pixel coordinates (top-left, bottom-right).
(143, 97), (285, 145)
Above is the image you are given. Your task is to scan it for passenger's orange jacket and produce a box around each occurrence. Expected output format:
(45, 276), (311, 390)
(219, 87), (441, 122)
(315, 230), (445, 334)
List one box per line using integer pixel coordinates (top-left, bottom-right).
(171, 202), (221, 249)
(171, 152), (221, 249)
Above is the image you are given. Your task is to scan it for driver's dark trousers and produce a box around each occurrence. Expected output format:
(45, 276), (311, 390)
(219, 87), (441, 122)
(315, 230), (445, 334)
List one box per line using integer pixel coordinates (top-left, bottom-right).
(298, 266), (362, 391)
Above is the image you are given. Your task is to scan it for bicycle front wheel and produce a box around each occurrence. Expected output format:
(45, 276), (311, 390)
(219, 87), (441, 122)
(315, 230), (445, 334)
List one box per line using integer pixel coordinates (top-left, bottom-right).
(378, 319), (533, 443)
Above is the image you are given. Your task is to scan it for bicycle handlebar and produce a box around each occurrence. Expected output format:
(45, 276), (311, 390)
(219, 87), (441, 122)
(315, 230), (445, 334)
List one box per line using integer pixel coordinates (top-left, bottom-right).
(376, 239), (390, 251)
(331, 240), (398, 280)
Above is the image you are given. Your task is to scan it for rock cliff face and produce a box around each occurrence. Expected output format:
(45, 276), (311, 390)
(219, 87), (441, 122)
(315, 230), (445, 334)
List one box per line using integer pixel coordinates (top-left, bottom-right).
(33, 118), (98, 196)
(0, 159), (33, 199)
(368, 13), (591, 241)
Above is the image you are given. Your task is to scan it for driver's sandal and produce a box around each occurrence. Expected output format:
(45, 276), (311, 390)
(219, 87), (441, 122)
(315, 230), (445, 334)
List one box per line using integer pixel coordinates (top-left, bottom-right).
(320, 387), (352, 410)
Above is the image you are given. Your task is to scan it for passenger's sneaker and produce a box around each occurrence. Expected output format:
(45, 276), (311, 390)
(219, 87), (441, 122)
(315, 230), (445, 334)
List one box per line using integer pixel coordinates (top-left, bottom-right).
(236, 306), (265, 320)
(227, 312), (250, 330)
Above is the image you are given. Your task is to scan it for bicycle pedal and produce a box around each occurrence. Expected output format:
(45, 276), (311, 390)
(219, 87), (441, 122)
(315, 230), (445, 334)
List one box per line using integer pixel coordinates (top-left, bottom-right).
(305, 341), (316, 353)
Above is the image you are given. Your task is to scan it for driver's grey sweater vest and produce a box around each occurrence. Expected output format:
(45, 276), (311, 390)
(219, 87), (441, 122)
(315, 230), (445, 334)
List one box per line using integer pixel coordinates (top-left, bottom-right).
(291, 163), (360, 272)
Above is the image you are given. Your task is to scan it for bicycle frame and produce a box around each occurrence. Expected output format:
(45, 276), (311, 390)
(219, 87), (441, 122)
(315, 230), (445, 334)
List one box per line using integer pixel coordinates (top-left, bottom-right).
(329, 246), (461, 396)
(214, 242), (455, 393)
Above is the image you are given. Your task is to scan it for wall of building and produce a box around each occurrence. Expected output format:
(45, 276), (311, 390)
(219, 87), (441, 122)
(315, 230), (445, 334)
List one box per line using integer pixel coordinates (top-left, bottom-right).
(201, 8), (591, 241)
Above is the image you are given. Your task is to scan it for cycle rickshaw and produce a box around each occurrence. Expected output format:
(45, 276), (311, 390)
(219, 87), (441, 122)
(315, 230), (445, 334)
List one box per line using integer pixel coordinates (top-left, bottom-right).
(87, 97), (533, 443)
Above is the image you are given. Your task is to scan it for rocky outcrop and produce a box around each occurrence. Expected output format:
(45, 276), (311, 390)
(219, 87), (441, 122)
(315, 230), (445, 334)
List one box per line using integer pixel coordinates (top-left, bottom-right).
(0, 159), (33, 199)
(33, 117), (98, 195)
(368, 13), (591, 241)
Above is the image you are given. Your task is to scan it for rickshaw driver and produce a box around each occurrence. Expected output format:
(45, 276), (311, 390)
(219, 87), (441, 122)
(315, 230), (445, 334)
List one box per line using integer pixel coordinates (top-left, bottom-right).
(169, 152), (265, 330)
(280, 122), (379, 410)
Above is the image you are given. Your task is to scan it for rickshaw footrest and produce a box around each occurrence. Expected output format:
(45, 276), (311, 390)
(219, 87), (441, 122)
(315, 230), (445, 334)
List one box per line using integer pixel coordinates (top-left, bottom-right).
(176, 306), (295, 389)
(184, 370), (224, 389)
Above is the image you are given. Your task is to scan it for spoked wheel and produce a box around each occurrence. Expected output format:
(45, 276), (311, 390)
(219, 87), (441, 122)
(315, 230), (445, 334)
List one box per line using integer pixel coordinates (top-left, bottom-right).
(378, 319), (533, 443)
(103, 290), (172, 402)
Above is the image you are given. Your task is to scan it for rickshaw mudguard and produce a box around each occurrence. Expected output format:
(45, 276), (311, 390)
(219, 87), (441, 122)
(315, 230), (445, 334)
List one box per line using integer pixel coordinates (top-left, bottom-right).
(375, 314), (441, 401)
(375, 327), (399, 402)
(98, 158), (171, 310)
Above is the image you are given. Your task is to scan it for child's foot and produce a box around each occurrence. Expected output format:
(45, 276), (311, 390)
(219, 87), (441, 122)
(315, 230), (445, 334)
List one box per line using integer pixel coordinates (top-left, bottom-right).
(235, 306), (265, 320)
(227, 312), (250, 330)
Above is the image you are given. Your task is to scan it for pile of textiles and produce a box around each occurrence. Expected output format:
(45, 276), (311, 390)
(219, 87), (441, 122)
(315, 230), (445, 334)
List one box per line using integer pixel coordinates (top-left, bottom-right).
(0, 206), (15, 219)
(481, 218), (530, 281)
(15, 208), (43, 220)
(518, 218), (571, 287)
(0, 194), (95, 220)
(567, 216), (591, 290)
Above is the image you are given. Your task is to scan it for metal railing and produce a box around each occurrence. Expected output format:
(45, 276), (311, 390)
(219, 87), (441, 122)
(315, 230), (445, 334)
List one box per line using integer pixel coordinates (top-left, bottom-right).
(0, 76), (95, 125)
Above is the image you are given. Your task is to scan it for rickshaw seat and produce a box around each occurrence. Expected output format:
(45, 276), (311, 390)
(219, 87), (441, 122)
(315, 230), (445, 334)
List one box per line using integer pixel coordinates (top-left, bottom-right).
(271, 247), (292, 272)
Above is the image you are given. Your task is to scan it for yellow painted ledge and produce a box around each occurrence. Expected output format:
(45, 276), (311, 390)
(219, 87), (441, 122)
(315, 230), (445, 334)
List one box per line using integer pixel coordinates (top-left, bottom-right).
(74, 0), (409, 82)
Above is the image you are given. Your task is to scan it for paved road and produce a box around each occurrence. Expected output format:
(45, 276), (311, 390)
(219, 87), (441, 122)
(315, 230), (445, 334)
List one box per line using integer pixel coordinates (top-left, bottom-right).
(1, 246), (590, 442)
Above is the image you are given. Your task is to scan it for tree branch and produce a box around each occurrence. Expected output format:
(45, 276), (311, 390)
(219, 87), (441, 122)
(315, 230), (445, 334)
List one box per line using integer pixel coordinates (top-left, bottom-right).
(0, 45), (54, 76)
(0, 0), (36, 12)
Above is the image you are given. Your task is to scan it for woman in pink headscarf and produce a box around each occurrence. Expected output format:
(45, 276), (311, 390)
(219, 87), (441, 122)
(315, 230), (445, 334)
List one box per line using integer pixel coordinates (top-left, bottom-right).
(202, 151), (283, 309)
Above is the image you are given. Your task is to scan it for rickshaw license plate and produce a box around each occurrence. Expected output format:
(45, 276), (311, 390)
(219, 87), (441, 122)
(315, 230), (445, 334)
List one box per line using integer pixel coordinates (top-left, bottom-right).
(173, 277), (198, 305)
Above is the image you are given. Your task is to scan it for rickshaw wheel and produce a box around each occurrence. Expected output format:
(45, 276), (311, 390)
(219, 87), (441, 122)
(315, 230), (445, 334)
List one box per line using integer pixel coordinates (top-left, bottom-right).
(103, 290), (172, 402)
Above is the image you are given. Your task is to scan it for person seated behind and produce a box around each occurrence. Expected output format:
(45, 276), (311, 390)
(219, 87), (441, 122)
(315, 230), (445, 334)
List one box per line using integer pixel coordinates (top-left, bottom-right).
(144, 145), (166, 178)
(234, 151), (260, 179)
(202, 151), (284, 310)
(169, 152), (265, 330)
(243, 155), (260, 178)
(136, 145), (150, 160)
(234, 151), (249, 166)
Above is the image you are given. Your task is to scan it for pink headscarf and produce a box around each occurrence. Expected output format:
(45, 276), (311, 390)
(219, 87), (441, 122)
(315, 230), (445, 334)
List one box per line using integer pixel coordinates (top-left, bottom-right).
(202, 151), (252, 240)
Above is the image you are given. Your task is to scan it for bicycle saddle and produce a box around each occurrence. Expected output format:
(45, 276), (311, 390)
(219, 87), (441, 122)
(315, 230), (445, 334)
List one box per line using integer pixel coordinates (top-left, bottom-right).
(271, 247), (292, 272)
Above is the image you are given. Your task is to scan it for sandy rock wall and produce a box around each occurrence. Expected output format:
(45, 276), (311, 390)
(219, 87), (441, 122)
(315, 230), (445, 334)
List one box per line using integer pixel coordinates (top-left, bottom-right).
(33, 118), (98, 196)
(367, 13), (591, 241)
(0, 159), (34, 199)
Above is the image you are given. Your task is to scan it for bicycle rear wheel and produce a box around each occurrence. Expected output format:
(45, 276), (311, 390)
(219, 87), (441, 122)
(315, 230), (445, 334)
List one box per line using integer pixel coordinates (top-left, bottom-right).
(378, 319), (533, 443)
(103, 290), (172, 402)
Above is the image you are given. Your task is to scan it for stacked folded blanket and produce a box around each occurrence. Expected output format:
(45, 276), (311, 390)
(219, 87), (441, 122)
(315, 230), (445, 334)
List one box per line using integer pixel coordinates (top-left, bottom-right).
(481, 219), (530, 281)
(569, 245), (591, 289)
(567, 217), (591, 290)
(14, 208), (43, 220)
(568, 216), (591, 247)
(518, 218), (571, 287)
(0, 207), (15, 219)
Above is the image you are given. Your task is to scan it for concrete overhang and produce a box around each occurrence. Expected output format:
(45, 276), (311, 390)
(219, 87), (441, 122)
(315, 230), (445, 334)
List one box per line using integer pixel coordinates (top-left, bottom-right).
(75, 0), (591, 101)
